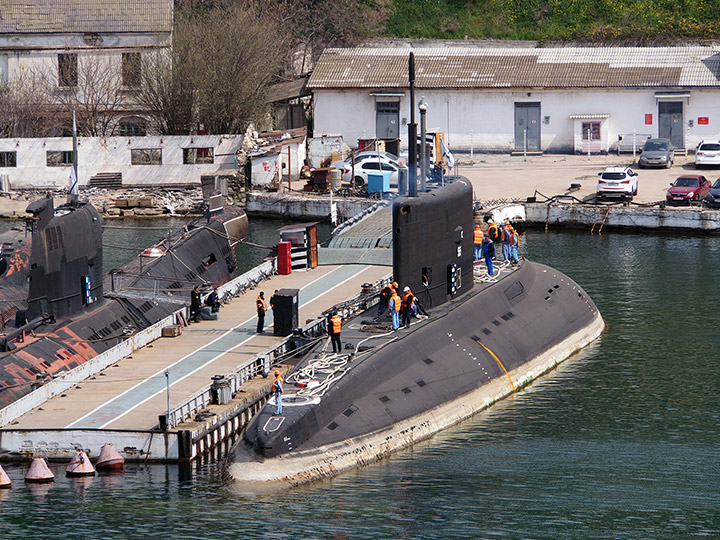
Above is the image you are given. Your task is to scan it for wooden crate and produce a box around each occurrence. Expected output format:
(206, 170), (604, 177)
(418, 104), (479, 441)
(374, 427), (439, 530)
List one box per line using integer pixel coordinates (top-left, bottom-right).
(162, 325), (182, 338)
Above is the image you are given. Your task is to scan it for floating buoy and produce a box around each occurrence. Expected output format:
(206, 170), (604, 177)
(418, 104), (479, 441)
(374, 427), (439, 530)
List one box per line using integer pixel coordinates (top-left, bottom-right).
(66, 450), (96, 477)
(295, 379), (320, 388)
(96, 443), (124, 471)
(0, 464), (11, 488)
(24, 458), (54, 483)
(141, 247), (165, 258)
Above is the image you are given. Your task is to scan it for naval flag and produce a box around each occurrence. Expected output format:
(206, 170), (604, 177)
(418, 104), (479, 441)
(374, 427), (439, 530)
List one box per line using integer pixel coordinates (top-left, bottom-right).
(441, 138), (455, 169)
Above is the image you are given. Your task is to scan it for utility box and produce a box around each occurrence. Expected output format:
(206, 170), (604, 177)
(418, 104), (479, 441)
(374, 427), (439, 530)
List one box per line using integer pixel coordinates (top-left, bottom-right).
(273, 288), (299, 336)
(277, 241), (292, 275)
(368, 172), (390, 194)
(162, 325), (182, 338)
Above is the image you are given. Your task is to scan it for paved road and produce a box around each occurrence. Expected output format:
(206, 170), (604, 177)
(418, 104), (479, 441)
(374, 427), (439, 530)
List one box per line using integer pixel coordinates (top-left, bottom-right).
(456, 152), (713, 205)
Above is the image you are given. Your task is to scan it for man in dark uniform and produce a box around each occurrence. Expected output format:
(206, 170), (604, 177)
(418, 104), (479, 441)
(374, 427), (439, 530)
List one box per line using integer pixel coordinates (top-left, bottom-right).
(190, 285), (201, 322)
(256, 291), (267, 333)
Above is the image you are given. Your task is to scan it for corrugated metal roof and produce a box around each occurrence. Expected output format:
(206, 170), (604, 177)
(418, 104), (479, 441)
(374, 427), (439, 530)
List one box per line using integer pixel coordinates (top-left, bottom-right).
(0, 0), (173, 34)
(308, 46), (720, 89)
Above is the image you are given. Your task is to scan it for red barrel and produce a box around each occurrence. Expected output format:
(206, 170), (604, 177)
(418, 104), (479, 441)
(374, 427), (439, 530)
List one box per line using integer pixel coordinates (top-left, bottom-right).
(277, 241), (292, 275)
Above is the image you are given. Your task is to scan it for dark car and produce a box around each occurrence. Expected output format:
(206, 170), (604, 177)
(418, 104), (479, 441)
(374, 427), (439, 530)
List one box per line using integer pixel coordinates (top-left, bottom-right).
(666, 175), (711, 205)
(638, 138), (674, 169)
(705, 178), (720, 207)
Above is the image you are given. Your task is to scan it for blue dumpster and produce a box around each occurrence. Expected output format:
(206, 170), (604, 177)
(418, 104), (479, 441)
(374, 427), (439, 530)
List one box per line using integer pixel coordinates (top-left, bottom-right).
(368, 172), (390, 193)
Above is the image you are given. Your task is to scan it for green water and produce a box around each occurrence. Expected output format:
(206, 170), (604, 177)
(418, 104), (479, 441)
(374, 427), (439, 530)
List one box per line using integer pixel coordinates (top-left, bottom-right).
(1, 229), (719, 539)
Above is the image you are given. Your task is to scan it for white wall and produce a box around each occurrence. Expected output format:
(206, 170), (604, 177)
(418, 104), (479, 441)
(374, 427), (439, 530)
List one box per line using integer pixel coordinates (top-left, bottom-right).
(313, 88), (720, 153)
(0, 134), (244, 189)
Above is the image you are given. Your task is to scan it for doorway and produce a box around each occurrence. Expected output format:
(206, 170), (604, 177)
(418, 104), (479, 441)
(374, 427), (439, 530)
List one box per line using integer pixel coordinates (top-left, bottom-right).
(658, 102), (683, 150)
(514, 102), (541, 152)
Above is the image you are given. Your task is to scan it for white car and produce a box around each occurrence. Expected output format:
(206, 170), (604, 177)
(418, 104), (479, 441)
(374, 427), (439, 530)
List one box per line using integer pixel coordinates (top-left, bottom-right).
(596, 166), (638, 201)
(332, 155), (406, 187)
(695, 140), (720, 167)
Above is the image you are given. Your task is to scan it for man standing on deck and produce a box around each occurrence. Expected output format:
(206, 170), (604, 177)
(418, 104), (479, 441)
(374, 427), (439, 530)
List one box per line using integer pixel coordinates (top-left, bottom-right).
(473, 224), (484, 262)
(487, 219), (500, 259)
(190, 285), (201, 322)
(376, 281), (397, 319)
(483, 235), (495, 275)
(510, 226), (520, 264)
(502, 221), (512, 261)
(389, 288), (401, 331)
(401, 286), (415, 328)
(256, 291), (268, 333)
(272, 370), (283, 415)
(329, 312), (342, 353)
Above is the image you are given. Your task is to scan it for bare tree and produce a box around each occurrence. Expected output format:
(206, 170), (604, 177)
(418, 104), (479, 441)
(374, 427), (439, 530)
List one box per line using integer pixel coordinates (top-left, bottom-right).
(0, 69), (62, 138)
(138, 3), (289, 134)
(53, 55), (128, 137)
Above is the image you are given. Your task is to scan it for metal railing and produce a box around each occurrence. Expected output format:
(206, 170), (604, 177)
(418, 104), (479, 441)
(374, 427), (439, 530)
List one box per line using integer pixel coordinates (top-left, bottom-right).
(161, 272), (392, 429)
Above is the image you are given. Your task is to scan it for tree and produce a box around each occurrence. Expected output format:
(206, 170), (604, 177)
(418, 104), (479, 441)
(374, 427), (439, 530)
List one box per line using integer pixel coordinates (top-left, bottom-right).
(137, 3), (289, 135)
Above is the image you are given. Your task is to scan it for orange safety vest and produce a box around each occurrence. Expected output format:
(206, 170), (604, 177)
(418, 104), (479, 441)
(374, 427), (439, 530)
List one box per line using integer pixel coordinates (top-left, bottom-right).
(488, 223), (498, 241)
(273, 376), (283, 394)
(402, 291), (414, 311)
(331, 315), (342, 333)
(473, 228), (483, 244)
(257, 295), (268, 311)
(390, 293), (401, 312)
(511, 230), (519, 247)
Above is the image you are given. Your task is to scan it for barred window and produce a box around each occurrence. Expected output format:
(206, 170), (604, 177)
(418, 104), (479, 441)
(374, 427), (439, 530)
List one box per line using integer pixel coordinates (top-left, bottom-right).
(58, 53), (78, 87)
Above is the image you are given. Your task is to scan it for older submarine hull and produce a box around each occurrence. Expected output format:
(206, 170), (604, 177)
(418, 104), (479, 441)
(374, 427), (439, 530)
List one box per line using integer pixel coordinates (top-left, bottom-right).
(232, 179), (603, 487)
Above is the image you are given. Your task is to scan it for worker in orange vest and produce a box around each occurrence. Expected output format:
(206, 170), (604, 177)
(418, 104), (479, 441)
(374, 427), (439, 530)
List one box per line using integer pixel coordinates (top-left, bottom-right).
(272, 369), (283, 415)
(377, 281), (398, 318)
(510, 226), (520, 264)
(473, 224), (484, 262)
(329, 312), (342, 353)
(401, 286), (415, 328)
(389, 289), (401, 330)
(256, 291), (268, 333)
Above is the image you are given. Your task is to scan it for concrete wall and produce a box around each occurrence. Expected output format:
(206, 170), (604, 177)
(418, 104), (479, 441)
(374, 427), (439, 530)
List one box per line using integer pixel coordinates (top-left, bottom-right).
(313, 88), (720, 153)
(0, 134), (243, 188)
(246, 192), (377, 219)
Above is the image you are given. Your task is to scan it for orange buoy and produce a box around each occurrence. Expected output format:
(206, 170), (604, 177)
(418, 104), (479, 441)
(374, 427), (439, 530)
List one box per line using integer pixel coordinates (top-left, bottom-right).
(0, 464), (11, 488)
(24, 457), (54, 483)
(96, 443), (124, 471)
(66, 450), (96, 477)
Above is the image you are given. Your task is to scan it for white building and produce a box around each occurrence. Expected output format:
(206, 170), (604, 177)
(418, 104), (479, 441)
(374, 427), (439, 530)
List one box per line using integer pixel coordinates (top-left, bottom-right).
(0, 0), (173, 136)
(308, 45), (720, 154)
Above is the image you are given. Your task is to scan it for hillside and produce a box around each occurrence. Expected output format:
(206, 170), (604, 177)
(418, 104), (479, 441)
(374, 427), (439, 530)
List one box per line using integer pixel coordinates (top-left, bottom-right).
(380, 0), (720, 43)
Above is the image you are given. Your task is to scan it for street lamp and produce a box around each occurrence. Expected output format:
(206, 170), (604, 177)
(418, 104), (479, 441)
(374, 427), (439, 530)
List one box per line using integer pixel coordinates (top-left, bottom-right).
(419, 98), (428, 192)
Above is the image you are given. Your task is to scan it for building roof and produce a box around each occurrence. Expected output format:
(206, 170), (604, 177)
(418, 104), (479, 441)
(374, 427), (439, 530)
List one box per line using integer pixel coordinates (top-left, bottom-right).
(0, 0), (173, 34)
(307, 46), (720, 90)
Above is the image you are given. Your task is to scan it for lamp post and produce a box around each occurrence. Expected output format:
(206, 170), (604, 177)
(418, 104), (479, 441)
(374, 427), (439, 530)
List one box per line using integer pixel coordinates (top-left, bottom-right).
(419, 97), (428, 192)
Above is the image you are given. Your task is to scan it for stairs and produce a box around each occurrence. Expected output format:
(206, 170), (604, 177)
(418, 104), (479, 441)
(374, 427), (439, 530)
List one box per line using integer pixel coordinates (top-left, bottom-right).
(87, 172), (122, 189)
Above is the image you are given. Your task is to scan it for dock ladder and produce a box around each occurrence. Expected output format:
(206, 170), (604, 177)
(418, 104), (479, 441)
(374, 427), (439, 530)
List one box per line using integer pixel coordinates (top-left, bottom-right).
(591, 207), (611, 234)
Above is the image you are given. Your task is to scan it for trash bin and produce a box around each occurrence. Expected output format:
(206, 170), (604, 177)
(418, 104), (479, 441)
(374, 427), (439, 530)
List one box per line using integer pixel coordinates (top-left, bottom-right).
(210, 375), (231, 405)
(277, 241), (292, 275)
(273, 288), (299, 336)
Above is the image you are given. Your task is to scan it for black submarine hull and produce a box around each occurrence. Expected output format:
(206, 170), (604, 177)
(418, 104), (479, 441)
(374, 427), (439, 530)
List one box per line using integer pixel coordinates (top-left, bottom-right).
(0, 200), (248, 409)
(232, 180), (604, 487)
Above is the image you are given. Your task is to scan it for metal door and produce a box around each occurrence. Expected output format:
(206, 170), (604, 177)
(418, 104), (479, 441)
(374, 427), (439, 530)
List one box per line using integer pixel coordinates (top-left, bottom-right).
(514, 102), (541, 151)
(659, 102), (683, 149)
(376, 102), (399, 139)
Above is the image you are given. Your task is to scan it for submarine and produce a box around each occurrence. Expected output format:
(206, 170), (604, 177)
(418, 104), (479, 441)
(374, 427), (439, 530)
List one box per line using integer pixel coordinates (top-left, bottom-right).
(231, 178), (604, 487)
(0, 194), (247, 409)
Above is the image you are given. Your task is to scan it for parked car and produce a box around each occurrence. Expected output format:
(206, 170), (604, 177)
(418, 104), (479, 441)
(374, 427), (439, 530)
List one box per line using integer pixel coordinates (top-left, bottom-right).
(638, 138), (674, 168)
(695, 140), (720, 168)
(353, 151), (407, 168)
(666, 174), (711, 204)
(705, 178), (720, 207)
(332, 154), (406, 187)
(596, 166), (638, 201)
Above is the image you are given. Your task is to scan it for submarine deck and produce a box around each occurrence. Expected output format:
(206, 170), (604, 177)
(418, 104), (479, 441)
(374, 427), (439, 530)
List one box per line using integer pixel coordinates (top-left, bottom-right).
(4, 263), (389, 433)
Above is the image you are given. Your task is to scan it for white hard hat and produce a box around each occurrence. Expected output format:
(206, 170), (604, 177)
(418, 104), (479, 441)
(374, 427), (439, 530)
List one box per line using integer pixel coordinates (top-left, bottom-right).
(403, 286), (410, 292)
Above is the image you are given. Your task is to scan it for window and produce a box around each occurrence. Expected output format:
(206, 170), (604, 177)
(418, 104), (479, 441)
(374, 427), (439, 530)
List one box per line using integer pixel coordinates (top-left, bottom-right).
(122, 52), (141, 87)
(183, 147), (214, 164)
(46, 151), (74, 167)
(131, 148), (162, 165)
(582, 122), (601, 141)
(0, 152), (16, 167)
(119, 122), (146, 137)
(58, 53), (78, 87)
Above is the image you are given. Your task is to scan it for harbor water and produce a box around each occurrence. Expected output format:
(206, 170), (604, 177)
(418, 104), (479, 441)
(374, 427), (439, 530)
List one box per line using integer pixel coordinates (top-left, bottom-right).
(1, 227), (720, 538)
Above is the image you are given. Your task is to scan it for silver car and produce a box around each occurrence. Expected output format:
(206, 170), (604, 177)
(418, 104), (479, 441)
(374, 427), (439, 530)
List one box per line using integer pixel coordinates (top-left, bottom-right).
(638, 138), (674, 169)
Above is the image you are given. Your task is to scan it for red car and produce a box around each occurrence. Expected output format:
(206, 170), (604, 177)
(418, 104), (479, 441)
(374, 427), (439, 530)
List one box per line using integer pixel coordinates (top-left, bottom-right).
(666, 174), (711, 204)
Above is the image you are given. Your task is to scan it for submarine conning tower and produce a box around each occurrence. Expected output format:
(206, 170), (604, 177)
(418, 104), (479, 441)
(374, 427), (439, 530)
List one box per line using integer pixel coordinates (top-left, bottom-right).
(26, 196), (104, 320)
(392, 178), (474, 309)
